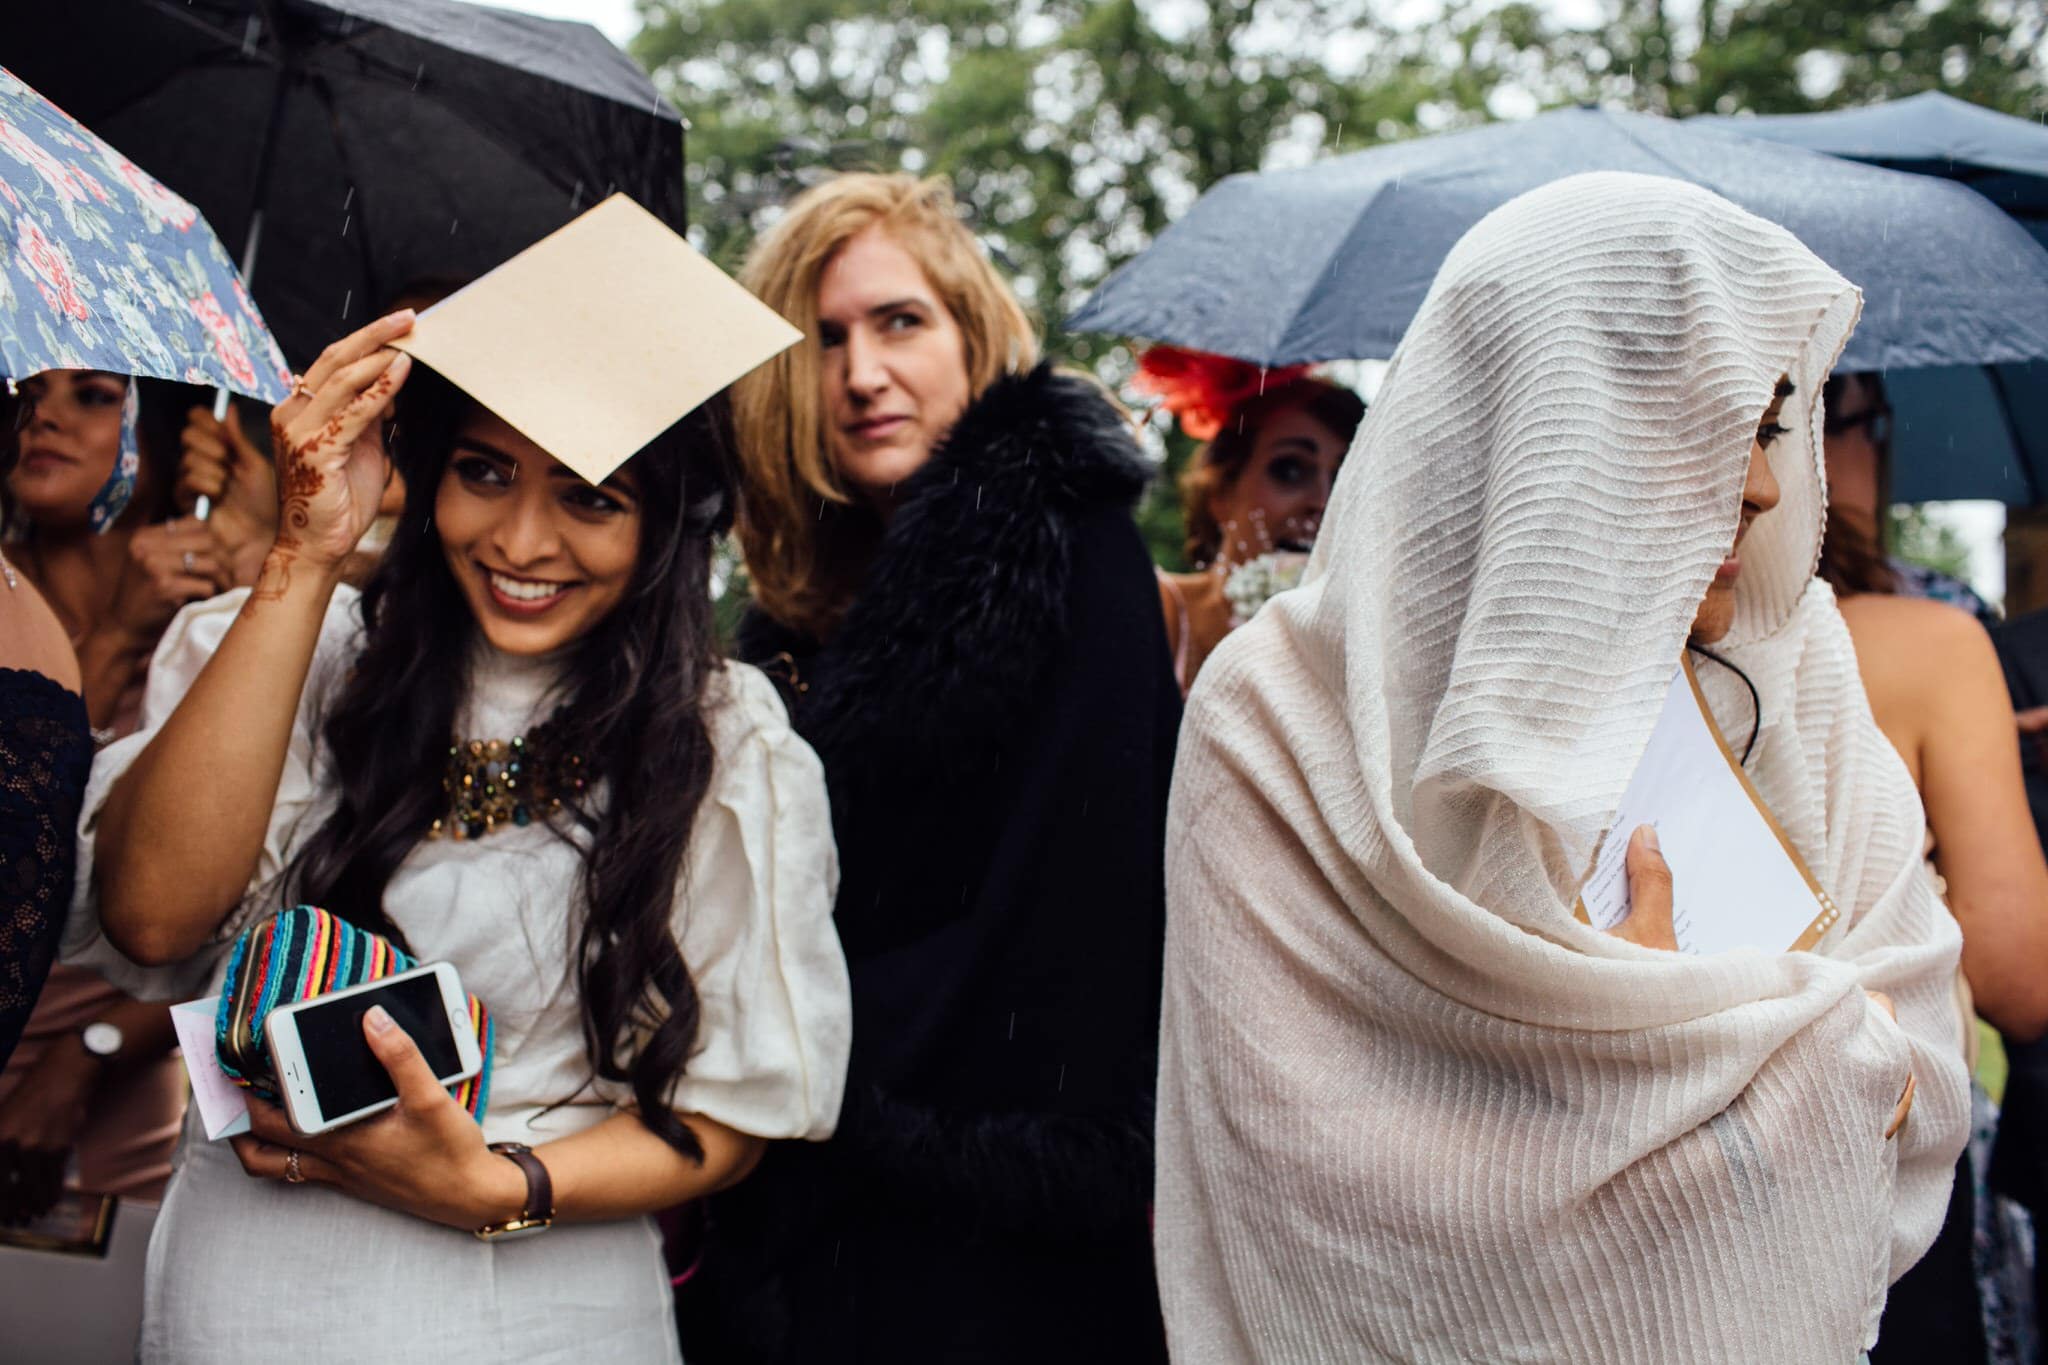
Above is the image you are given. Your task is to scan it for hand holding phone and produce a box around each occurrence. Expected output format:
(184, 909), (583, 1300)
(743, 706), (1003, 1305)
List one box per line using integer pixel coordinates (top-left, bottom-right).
(229, 996), (527, 1232)
(264, 962), (482, 1136)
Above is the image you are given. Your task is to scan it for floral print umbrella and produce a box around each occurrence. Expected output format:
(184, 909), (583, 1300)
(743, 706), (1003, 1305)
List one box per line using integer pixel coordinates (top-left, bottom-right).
(0, 66), (289, 404)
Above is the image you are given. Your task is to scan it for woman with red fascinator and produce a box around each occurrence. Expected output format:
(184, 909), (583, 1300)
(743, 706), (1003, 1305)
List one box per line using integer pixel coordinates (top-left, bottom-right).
(1135, 347), (1364, 694)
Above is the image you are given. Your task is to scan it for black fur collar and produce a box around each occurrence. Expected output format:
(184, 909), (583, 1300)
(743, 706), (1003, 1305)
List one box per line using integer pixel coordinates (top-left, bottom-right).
(737, 362), (1150, 766)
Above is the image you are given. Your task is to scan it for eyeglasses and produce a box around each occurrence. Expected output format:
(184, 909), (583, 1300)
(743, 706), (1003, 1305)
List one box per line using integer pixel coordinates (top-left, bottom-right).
(1824, 405), (1892, 446)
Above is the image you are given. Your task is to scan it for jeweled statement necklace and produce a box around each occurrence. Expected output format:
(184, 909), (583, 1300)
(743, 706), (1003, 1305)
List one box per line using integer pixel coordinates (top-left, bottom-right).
(428, 719), (589, 841)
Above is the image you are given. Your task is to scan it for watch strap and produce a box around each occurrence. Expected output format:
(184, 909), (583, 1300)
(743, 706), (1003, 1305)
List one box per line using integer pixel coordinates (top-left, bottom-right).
(488, 1141), (553, 1223)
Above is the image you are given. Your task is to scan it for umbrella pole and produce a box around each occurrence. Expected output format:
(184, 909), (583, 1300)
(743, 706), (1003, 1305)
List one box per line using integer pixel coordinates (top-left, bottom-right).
(195, 220), (263, 521)
(200, 23), (292, 521)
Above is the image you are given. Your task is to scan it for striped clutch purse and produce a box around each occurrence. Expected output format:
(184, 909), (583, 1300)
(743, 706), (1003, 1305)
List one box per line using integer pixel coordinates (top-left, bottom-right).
(213, 905), (494, 1121)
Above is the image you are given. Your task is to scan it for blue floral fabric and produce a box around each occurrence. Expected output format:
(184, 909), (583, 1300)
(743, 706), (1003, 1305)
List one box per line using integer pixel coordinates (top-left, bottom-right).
(0, 66), (288, 404)
(83, 378), (141, 533)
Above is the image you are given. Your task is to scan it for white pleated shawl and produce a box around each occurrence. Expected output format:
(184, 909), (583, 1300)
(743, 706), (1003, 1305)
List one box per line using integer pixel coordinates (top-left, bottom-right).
(1156, 172), (1969, 1364)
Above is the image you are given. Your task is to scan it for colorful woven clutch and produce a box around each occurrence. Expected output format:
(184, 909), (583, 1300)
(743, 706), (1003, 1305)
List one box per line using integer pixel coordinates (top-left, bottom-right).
(213, 905), (494, 1121)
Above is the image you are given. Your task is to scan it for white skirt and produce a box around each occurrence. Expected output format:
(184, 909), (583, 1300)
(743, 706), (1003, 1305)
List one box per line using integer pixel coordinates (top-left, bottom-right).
(138, 1119), (681, 1363)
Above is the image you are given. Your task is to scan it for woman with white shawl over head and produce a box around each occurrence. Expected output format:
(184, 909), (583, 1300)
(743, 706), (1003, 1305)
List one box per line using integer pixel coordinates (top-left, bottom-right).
(1156, 172), (1970, 1363)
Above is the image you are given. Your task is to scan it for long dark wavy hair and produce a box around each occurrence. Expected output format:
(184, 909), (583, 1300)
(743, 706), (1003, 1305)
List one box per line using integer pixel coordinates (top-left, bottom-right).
(283, 368), (736, 1158)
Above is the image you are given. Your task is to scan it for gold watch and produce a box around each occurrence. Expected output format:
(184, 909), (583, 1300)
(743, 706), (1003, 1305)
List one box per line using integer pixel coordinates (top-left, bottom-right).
(473, 1142), (554, 1241)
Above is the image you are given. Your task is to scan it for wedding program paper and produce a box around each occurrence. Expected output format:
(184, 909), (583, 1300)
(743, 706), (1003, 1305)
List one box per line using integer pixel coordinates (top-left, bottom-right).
(1578, 658), (1839, 956)
(170, 994), (251, 1140)
(390, 193), (803, 486)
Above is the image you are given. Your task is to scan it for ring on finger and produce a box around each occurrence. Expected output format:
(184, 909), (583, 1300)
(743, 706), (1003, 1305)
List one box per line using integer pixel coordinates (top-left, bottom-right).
(290, 373), (319, 402)
(285, 1149), (306, 1184)
(181, 549), (196, 574)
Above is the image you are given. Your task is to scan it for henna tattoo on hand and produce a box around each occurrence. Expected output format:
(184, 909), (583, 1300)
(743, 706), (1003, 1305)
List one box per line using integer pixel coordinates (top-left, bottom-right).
(250, 358), (406, 615)
(250, 544), (296, 607)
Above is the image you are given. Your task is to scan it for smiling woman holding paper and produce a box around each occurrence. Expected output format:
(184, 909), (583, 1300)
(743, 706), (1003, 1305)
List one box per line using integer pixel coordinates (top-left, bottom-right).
(61, 201), (851, 1362)
(1157, 172), (1969, 1363)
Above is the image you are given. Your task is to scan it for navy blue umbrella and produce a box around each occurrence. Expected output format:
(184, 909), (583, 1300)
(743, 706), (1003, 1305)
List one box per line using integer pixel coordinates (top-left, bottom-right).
(1695, 94), (2048, 504)
(1067, 106), (2048, 381)
(1696, 92), (2046, 245)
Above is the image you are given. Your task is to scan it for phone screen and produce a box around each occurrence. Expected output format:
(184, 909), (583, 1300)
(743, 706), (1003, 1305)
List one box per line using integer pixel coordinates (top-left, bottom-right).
(291, 973), (465, 1119)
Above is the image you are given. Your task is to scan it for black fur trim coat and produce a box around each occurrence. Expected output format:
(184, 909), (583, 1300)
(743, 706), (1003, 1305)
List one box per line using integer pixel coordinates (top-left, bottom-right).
(678, 365), (1180, 1364)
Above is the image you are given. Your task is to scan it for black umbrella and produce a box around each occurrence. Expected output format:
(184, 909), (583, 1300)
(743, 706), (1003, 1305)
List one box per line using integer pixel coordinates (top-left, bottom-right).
(5, 0), (685, 369)
(1696, 94), (2048, 505)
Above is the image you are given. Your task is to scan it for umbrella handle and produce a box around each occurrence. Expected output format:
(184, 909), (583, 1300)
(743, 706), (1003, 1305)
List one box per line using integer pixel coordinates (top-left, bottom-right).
(193, 386), (233, 521)
(197, 206), (267, 524)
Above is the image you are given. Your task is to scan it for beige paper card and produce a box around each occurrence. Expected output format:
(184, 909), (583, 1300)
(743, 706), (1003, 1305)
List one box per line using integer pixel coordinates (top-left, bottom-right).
(390, 194), (802, 484)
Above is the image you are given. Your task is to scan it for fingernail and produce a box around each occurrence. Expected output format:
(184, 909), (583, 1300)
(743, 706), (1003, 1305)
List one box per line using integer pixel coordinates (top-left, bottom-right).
(387, 308), (416, 323)
(1641, 825), (1660, 853)
(365, 1005), (394, 1034)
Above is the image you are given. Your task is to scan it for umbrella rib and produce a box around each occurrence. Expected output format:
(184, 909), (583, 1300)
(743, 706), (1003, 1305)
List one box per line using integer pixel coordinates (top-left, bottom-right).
(1605, 116), (1735, 201)
(306, 70), (387, 325)
(1266, 180), (1403, 365)
(131, 0), (284, 62)
(286, 29), (668, 211)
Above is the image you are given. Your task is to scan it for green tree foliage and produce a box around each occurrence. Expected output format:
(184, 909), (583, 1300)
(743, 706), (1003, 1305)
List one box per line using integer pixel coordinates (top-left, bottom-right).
(1888, 504), (1979, 583)
(634, 0), (2046, 569)
(635, 0), (1391, 342)
(1432, 0), (2046, 118)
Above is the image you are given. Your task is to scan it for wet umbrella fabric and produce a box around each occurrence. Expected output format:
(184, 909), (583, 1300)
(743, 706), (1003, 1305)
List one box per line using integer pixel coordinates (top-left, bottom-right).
(0, 66), (289, 401)
(1695, 92), (2048, 244)
(1696, 94), (2048, 505)
(6, 0), (684, 368)
(1066, 105), (2048, 378)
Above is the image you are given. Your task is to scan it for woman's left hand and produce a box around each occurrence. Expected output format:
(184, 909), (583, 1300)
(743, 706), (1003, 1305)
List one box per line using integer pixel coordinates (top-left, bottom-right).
(229, 1006), (523, 1231)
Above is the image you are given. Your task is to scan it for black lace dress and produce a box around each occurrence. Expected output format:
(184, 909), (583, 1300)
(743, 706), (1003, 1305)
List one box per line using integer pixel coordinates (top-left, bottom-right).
(0, 668), (93, 1068)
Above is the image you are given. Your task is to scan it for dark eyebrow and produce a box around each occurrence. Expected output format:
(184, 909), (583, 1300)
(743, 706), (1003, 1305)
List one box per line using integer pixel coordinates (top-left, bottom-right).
(1266, 437), (1318, 455)
(451, 436), (519, 464)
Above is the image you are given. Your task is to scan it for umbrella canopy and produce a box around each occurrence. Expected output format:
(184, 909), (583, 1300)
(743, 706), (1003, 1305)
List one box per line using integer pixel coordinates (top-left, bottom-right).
(0, 66), (288, 400)
(1694, 93), (2048, 505)
(7, 0), (685, 368)
(1695, 92), (2048, 242)
(1884, 362), (2047, 504)
(1066, 105), (2048, 376)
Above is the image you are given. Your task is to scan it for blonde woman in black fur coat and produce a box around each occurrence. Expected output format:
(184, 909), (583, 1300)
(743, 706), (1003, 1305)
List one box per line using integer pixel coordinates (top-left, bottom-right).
(675, 173), (1179, 1364)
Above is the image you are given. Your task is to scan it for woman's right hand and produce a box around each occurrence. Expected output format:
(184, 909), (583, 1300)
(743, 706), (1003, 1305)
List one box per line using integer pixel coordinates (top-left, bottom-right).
(1610, 826), (1914, 1136)
(263, 311), (414, 576)
(179, 401), (278, 577)
(102, 516), (235, 645)
(1606, 825), (1679, 951)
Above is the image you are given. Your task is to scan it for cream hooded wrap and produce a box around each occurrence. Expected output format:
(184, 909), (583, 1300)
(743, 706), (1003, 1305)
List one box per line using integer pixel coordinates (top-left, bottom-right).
(1156, 173), (1970, 1363)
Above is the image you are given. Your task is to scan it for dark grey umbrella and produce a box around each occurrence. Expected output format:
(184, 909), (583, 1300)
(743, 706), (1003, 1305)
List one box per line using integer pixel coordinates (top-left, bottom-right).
(1066, 106), (2048, 377)
(1696, 92), (2047, 245)
(1694, 94), (2048, 504)
(6, 0), (685, 368)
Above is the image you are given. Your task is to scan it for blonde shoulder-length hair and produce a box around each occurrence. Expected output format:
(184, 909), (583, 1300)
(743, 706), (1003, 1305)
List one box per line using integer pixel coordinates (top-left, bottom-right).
(733, 173), (1040, 637)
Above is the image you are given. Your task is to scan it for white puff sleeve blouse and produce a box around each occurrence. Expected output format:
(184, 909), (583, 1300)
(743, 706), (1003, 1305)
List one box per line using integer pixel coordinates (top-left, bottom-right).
(67, 585), (852, 1146)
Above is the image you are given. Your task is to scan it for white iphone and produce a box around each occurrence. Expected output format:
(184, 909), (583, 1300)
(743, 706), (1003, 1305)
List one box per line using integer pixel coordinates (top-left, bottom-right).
(264, 961), (483, 1136)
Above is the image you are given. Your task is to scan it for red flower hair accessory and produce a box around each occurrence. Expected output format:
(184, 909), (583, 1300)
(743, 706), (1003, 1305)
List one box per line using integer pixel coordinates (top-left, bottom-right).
(1130, 345), (1311, 442)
